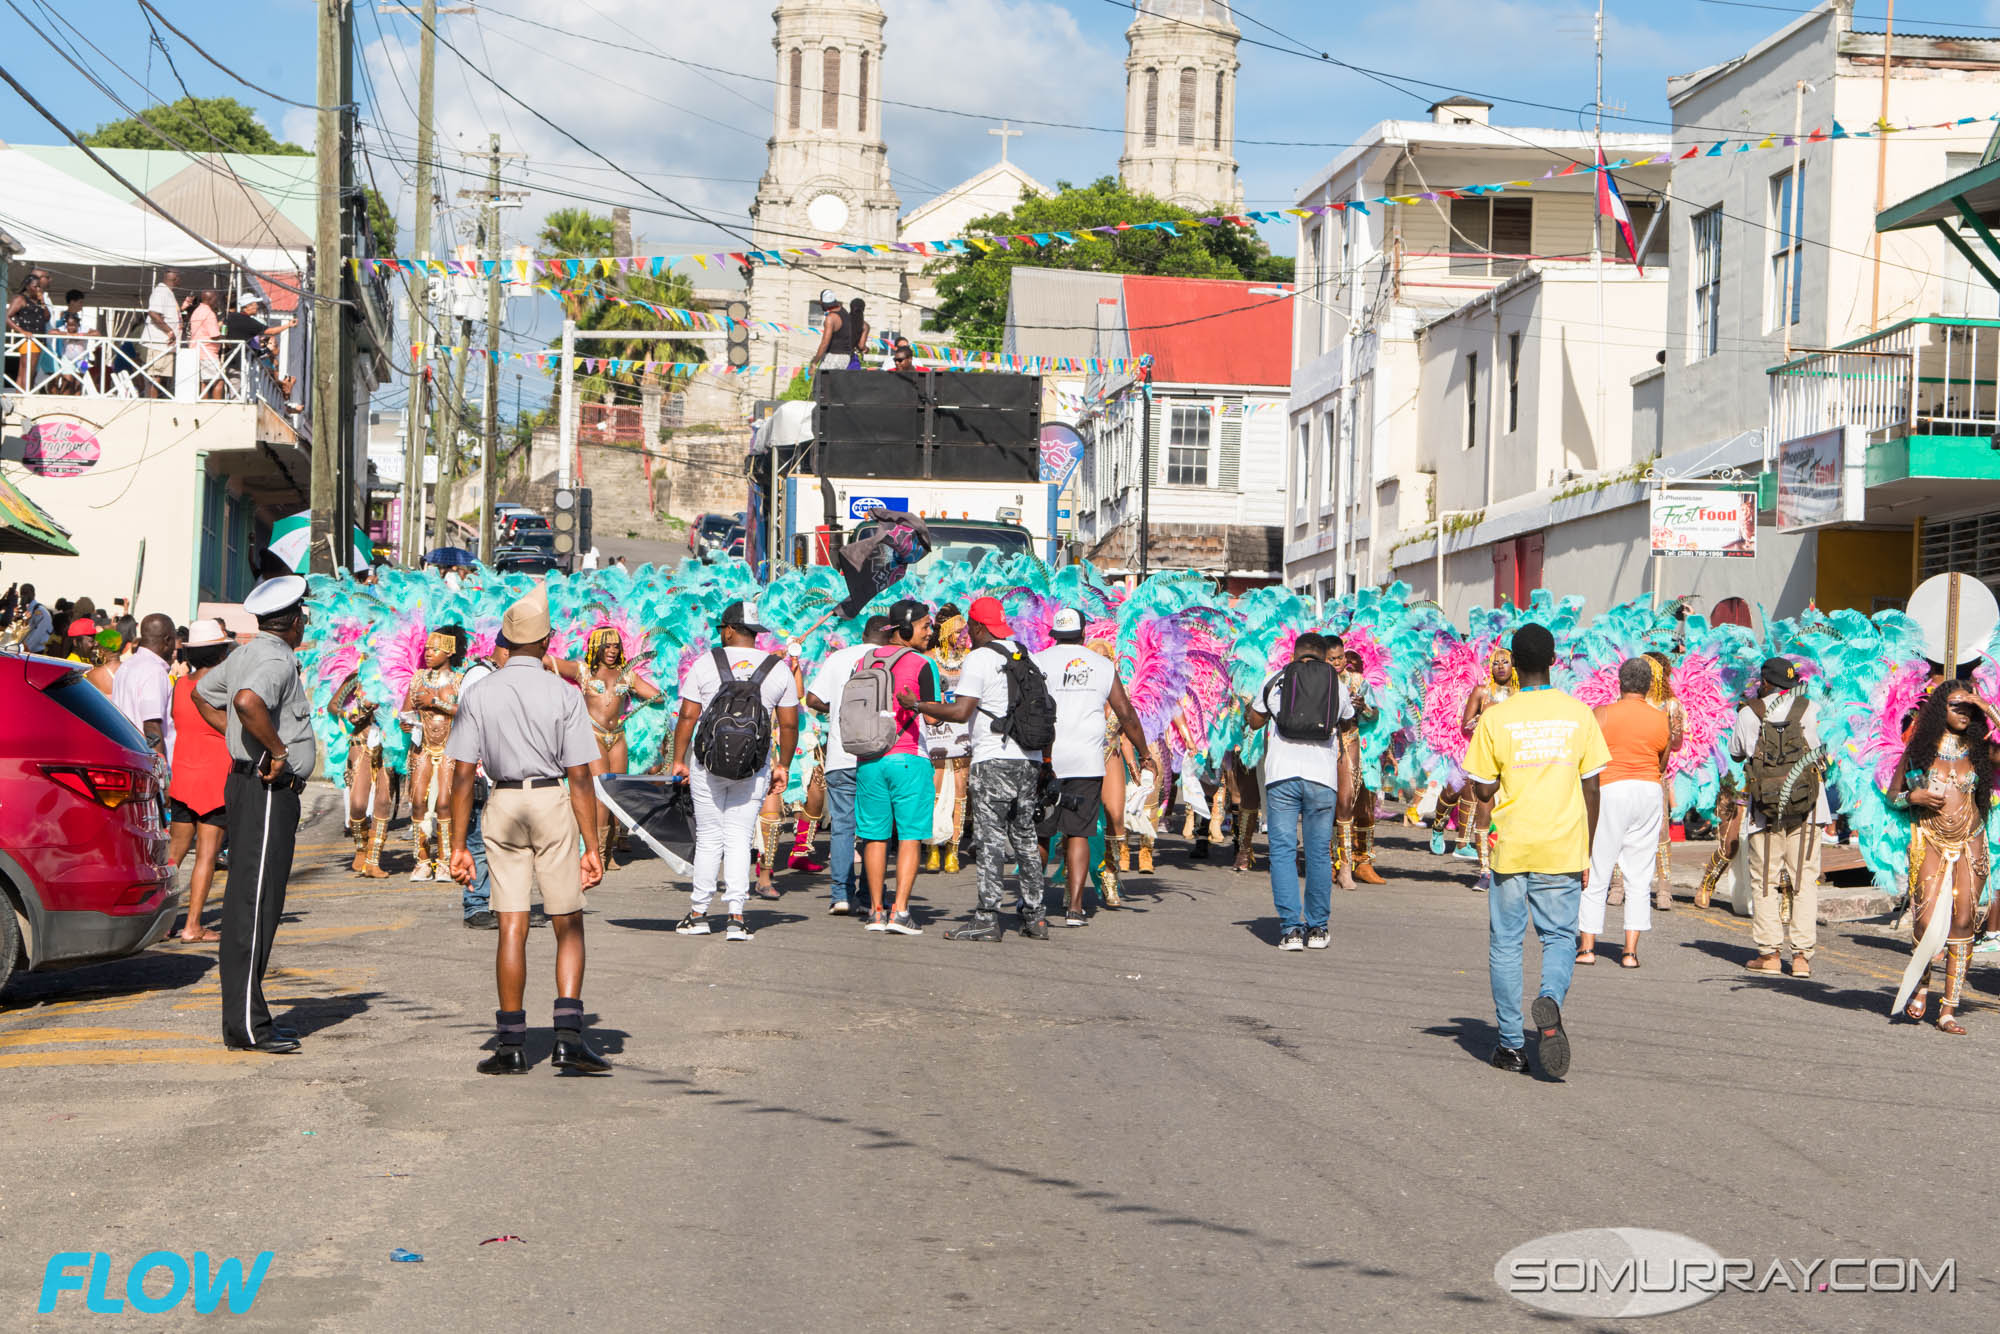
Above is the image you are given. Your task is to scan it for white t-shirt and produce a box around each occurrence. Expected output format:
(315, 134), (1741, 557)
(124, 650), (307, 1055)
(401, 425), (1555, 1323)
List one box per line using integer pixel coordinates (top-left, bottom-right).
(805, 643), (869, 773)
(1257, 665), (1350, 790)
(955, 638), (1039, 764)
(143, 283), (178, 347)
(680, 646), (800, 775)
(111, 646), (174, 762)
(1033, 642), (1117, 779)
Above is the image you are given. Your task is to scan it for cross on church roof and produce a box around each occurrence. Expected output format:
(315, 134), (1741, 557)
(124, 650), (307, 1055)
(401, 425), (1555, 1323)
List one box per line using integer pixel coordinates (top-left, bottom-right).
(988, 120), (1023, 164)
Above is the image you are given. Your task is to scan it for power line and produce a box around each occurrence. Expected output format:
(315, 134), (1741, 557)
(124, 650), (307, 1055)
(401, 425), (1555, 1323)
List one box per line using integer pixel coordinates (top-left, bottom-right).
(133, 0), (352, 109)
(1691, 0), (2000, 35)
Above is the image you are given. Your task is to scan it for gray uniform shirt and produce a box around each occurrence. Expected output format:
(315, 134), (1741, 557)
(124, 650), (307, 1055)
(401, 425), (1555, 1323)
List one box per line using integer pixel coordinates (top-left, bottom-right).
(446, 656), (597, 781)
(196, 631), (316, 773)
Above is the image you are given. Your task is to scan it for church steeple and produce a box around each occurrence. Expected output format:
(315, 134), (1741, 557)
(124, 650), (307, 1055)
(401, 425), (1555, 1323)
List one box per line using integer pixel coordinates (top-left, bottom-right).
(751, 0), (901, 249)
(1117, 0), (1242, 208)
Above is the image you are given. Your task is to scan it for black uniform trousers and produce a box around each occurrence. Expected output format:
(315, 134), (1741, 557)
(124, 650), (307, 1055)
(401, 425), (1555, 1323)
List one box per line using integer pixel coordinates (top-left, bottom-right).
(219, 770), (302, 1047)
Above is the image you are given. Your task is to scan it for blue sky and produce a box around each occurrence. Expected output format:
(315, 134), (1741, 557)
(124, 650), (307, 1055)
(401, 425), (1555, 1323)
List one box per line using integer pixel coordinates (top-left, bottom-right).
(4, 0), (1995, 412)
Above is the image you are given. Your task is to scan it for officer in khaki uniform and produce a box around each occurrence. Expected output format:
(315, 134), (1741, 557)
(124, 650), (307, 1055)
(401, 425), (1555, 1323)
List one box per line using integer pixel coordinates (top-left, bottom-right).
(447, 590), (608, 1074)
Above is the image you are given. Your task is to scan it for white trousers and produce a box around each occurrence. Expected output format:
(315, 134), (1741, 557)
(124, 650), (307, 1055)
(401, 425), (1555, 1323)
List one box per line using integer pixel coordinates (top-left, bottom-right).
(1581, 779), (1665, 935)
(690, 764), (765, 914)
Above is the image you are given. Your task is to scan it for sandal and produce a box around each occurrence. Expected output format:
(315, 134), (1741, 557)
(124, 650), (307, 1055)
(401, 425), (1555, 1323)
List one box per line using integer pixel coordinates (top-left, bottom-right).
(751, 883), (782, 901)
(1574, 950), (1596, 965)
(1937, 1010), (1967, 1036)
(1904, 989), (1928, 1023)
(1621, 953), (1640, 969)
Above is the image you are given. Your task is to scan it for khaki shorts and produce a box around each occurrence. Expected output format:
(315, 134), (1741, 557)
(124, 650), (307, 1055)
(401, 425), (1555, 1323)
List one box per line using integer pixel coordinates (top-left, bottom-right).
(483, 784), (584, 915)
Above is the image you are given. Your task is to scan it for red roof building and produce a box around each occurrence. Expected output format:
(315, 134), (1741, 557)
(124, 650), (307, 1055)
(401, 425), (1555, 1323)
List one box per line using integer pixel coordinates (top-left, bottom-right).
(1117, 274), (1292, 387)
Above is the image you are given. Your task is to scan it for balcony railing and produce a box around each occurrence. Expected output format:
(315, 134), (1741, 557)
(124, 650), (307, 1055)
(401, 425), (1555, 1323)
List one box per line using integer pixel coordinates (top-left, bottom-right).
(4, 331), (300, 430)
(1768, 317), (2000, 450)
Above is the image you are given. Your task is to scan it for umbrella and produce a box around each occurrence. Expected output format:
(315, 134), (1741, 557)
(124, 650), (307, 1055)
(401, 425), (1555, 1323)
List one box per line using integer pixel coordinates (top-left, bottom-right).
(267, 511), (372, 573)
(594, 775), (694, 876)
(424, 546), (478, 568)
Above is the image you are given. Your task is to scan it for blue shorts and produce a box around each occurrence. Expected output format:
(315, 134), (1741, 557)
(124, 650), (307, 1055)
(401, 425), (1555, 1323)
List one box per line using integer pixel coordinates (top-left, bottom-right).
(856, 752), (932, 842)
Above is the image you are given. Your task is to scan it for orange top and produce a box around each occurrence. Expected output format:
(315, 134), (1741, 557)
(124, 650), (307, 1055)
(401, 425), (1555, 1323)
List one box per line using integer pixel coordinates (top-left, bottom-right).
(1596, 695), (1670, 785)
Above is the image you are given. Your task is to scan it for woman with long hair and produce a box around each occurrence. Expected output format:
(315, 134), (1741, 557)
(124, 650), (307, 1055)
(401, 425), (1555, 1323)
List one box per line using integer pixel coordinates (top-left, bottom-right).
(1887, 679), (2000, 1034)
(402, 625), (467, 881)
(167, 624), (233, 942)
(922, 606), (971, 872)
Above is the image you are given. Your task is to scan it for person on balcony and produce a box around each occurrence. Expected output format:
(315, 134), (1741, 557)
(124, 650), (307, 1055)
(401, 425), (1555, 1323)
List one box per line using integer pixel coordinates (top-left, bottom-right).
(225, 294), (297, 407)
(142, 268), (180, 398)
(188, 289), (226, 400)
(5, 267), (51, 391)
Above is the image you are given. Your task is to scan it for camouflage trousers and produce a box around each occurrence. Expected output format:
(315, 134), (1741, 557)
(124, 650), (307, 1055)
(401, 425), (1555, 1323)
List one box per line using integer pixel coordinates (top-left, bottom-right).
(971, 758), (1045, 917)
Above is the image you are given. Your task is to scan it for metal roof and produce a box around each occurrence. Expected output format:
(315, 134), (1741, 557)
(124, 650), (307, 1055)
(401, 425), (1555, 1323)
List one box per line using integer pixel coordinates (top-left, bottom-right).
(1003, 267), (1126, 363)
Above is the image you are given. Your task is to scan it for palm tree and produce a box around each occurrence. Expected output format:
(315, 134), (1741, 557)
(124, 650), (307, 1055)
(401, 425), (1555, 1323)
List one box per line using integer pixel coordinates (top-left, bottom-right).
(537, 208), (616, 324)
(533, 207), (706, 404)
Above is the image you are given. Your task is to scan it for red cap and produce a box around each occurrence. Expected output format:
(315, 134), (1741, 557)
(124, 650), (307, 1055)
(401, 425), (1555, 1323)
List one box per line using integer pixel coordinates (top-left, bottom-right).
(967, 596), (1009, 635)
(66, 617), (94, 636)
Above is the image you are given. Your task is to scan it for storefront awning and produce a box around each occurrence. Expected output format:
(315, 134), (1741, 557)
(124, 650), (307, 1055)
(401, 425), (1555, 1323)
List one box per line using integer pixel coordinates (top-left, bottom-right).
(0, 470), (78, 556)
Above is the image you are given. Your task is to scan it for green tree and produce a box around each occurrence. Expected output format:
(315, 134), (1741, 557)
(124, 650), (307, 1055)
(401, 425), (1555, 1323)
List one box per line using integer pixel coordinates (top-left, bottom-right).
(928, 176), (1293, 349)
(534, 207), (706, 404)
(83, 96), (396, 256)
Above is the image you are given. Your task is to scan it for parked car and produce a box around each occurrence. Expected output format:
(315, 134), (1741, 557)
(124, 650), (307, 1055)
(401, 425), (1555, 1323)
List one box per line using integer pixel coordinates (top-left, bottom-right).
(846, 517), (1035, 573)
(494, 549), (562, 575)
(0, 653), (175, 996)
(690, 512), (741, 555)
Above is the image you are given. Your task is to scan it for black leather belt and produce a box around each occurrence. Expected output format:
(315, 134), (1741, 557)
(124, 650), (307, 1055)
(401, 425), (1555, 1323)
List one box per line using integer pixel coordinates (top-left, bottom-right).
(228, 760), (306, 792)
(491, 776), (563, 790)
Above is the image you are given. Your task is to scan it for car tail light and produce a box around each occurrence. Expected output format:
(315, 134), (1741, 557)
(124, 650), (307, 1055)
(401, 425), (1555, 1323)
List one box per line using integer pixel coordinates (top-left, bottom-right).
(43, 764), (147, 809)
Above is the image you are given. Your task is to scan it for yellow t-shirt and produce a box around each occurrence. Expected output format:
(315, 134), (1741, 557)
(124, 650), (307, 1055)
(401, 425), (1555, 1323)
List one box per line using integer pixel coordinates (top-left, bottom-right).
(1463, 687), (1611, 876)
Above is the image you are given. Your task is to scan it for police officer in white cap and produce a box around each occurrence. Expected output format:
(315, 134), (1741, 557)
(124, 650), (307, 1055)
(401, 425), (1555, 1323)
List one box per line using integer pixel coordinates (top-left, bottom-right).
(193, 574), (314, 1053)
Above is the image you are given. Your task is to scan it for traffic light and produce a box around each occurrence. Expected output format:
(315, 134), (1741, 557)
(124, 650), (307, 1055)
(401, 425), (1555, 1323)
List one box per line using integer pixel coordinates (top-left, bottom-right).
(552, 486), (593, 566)
(725, 299), (750, 370)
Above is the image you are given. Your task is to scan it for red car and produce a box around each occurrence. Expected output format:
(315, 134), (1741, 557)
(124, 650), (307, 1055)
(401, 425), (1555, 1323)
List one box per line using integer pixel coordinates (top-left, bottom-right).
(0, 653), (176, 996)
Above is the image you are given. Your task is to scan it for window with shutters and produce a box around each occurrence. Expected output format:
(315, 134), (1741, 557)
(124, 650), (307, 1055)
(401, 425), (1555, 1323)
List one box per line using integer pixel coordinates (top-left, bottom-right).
(1507, 332), (1521, 433)
(1213, 72), (1225, 150)
(1448, 197), (1533, 277)
(1294, 420), (1310, 522)
(788, 49), (802, 130)
(822, 49), (841, 129)
(1465, 352), (1479, 450)
(1320, 407), (1336, 508)
(1768, 167), (1804, 330)
(1692, 205), (1723, 360)
(857, 52), (869, 132)
(1178, 69), (1197, 147)
(1166, 402), (1211, 486)
(1218, 397), (1242, 490)
(1144, 70), (1159, 146)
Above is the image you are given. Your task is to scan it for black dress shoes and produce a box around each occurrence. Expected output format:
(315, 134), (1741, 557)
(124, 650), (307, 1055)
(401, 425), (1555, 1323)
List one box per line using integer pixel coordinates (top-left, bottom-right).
(477, 1046), (530, 1075)
(464, 910), (498, 930)
(227, 1034), (301, 1054)
(273, 1027), (298, 1042)
(551, 1034), (611, 1074)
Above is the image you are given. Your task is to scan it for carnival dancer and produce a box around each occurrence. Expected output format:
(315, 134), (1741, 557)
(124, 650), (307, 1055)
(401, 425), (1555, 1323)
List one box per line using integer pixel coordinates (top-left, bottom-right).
(552, 624), (662, 869)
(1458, 645), (1520, 890)
(1728, 657), (1828, 978)
(752, 653), (817, 898)
(1172, 711), (1224, 860)
(1094, 637), (1132, 906)
(1888, 680), (2000, 1033)
(331, 670), (392, 878)
(1694, 771), (1741, 909)
(923, 606), (972, 873)
(402, 626), (468, 882)
(1335, 643), (1384, 886)
(1225, 749), (1260, 874)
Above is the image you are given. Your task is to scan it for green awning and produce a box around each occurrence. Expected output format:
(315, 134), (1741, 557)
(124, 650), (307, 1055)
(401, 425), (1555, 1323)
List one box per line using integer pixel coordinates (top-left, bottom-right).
(0, 470), (78, 556)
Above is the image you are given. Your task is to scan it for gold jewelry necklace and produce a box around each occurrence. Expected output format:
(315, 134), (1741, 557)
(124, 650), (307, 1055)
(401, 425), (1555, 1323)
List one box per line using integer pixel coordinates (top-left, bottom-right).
(1938, 734), (1970, 760)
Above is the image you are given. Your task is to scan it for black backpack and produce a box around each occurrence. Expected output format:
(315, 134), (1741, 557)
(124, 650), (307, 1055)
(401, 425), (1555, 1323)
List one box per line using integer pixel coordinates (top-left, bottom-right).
(692, 647), (780, 779)
(981, 641), (1058, 753)
(1273, 658), (1340, 742)
(1744, 693), (1819, 831)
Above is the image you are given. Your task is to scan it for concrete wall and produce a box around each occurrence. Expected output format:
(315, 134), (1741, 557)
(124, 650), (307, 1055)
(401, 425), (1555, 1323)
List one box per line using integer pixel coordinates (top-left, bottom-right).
(1, 398), (289, 621)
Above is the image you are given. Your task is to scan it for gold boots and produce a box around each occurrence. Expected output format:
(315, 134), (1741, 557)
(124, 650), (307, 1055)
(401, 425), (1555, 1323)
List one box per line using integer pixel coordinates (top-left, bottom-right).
(357, 817), (390, 879)
(410, 825), (433, 881)
(758, 815), (783, 881)
(436, 816), (453, 881)
(1116, 840), (1130, 872)
(1233, 816), (1255, 872)
(1099, 858), (1123, 907)
(944, 841), (960, 873)
(924, 844), (941, 872)
(1694, 849), (1728, 909)
(1353, 821), (1386, 885)
(1136, 839), (1154, 874)
(1939, 938), (1975, 1033)
(1336, 819), (1357, 889)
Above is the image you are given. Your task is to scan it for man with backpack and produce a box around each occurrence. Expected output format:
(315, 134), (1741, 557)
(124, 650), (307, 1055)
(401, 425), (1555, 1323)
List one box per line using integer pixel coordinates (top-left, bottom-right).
(842, 599), (940, 935)
(902, 596), (1053, 940)
(669, 600), (800, 941)
(1035, 607), (1155, 927)
(1246, 633), (1351, 951)
(1727, 656), (1828, 978)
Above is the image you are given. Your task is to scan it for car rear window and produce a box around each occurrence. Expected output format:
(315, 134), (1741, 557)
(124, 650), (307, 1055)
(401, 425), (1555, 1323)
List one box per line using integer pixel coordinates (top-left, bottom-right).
(46, 674), (149, 753)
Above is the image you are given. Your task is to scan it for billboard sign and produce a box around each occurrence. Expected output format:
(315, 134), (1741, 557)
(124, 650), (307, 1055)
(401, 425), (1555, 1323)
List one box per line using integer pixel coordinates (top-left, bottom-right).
(1650, 490), (1758, 557)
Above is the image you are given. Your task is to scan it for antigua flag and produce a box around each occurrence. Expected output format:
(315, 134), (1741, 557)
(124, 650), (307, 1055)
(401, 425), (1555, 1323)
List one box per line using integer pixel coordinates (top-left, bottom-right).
(1597, 144), (1642, 274)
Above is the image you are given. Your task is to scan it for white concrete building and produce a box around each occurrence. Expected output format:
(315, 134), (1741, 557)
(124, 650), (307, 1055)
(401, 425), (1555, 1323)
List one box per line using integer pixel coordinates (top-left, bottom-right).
(1118, 0), (1243, 208)
(1283, 98), (1670, 604)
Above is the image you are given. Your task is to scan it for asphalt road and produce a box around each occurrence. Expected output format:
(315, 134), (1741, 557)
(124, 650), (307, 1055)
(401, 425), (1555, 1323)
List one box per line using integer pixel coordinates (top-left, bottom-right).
(3, 796), (1996, 1331)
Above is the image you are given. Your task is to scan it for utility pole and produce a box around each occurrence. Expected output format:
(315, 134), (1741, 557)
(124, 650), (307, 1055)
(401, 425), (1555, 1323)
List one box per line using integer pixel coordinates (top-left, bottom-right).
(310, 0), (353, 576)
(1137, 364), (1153, 579)
(1870, 0), (1896, 328)
(384, 0), (468, 564)
(434, 321), (468, 552)
(457, 137), (525, 562)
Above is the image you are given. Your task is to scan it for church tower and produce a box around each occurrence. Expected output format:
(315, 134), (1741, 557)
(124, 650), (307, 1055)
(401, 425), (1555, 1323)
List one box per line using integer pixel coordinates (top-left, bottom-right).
(1117, 0), (1242, 208)
(749, 0), (916, 368)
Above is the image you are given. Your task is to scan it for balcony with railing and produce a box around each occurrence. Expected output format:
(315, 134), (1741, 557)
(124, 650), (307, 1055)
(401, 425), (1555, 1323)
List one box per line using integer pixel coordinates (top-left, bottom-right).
(4, 328), (303, 436)
(1767, 317), (2000, 515)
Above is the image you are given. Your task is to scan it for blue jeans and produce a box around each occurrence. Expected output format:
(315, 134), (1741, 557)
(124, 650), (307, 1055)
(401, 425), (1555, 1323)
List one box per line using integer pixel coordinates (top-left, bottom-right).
(1488, 872), (1582, 1049)
(1265, 777), (1336, 933)
(462, 793), (491, 919)
(825, 769), (858, 905)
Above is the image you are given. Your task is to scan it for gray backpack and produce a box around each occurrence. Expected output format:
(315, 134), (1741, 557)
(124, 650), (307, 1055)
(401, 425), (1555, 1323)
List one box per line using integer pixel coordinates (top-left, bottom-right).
(838, 647), (913, 761)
